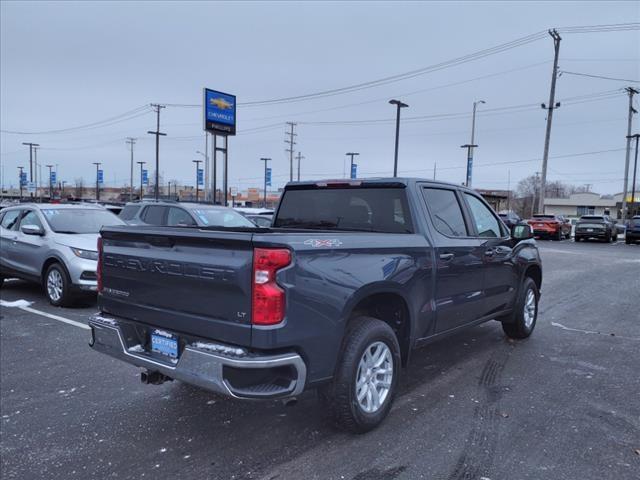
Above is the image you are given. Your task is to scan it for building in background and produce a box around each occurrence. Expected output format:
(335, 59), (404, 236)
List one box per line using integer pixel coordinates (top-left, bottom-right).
(543, 192), (616, 218)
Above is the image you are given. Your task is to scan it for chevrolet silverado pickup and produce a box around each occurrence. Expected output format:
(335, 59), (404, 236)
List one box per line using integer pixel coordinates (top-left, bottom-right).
(89, 178), (542, 432)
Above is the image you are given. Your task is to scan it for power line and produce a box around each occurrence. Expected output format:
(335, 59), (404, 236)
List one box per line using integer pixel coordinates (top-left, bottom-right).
(1, 106), (151, 135)
(560, 71), (640, 83)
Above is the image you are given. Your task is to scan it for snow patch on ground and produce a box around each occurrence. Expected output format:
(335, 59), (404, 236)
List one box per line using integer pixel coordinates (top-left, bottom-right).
(0, 299), (33, 308)
(128, 344), (145, 353)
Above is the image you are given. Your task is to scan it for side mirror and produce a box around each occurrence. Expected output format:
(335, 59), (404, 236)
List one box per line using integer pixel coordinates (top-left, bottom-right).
(511, 223), (533, 241)
(21, 224), (44, 236)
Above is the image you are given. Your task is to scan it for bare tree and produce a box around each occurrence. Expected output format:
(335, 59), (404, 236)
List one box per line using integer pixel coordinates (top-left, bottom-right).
(73, 178), (85, 199)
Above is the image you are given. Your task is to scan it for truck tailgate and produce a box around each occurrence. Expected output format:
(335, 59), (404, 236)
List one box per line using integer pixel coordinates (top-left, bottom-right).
(99, 226), (254, 346)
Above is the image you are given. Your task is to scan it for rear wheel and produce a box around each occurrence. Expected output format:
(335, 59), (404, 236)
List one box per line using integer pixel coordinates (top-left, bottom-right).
(319, 316), (400, 433)
(554, 230), (562, 241)
(44, 263), (74, 307)
(501, 277), (539, 339)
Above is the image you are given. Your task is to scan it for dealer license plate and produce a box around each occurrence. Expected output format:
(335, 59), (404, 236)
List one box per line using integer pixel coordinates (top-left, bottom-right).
(151, 330), (179, 358)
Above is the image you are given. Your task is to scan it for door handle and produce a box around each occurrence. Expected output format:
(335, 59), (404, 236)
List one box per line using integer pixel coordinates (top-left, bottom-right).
(439, 252), (454, 262)
(484, 249), (495, 257)
(494, 246), (512, 256)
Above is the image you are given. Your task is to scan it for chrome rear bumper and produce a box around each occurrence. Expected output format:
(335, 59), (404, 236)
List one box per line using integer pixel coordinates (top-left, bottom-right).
(88, 314), (306, 399)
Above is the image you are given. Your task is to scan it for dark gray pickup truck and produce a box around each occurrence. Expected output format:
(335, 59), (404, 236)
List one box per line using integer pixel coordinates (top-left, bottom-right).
(89, 178), (542, 432)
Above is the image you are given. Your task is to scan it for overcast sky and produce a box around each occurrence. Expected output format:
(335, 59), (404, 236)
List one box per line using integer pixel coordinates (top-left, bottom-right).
(1, 1), (639, 195)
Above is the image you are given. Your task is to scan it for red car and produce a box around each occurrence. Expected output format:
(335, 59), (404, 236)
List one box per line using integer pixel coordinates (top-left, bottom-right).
(527, 214), (572, 240)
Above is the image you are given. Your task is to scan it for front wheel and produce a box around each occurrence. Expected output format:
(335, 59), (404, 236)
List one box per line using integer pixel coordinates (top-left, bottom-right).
(44, 263), (74, 307)
(319, 317), (400, 434)
(501, 277), (539, 339)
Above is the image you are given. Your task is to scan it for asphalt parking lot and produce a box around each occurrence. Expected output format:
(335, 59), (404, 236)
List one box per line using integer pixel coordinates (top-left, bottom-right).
(1, 239), (639, 480)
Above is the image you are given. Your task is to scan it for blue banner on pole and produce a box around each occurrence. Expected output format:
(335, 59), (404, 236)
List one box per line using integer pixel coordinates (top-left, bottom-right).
(20, 172), (27, 186)
(266, 167), (272, 187)
(350, 163), (358, 179)
(97, 169), (104, 185)
(197, 168), (204, 186)
(142, 169), (149, 185)
(50, 171), (57, 184)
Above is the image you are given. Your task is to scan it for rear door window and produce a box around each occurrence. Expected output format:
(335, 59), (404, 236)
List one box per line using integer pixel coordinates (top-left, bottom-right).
(0, 210), (22, 231)
(422, 188), (468, 237)
(119, 205), (141, 221)
(167, 208), (196, 226)
(142, 206), (166, 225)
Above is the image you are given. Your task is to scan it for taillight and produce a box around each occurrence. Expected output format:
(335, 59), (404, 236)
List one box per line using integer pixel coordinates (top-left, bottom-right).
(252, 248), (291, 325)
(96, 237), (103, 293)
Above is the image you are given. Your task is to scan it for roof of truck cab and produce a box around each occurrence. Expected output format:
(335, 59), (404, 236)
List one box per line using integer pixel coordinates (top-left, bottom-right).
(285, 178), (468, 189)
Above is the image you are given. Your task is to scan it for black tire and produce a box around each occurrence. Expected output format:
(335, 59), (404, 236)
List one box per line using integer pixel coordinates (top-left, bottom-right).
(626, 237), (632, 245)
(501, 277), (539, 339)
(319, 316), (401, 434)
(575, 236), (581, 242)
(605, 232), (611, 243)
(554, 230), (562, 241)
(44, 263), (74, 307)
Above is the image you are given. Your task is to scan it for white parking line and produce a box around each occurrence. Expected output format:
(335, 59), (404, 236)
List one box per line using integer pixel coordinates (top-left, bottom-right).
(0, 299), (90, 330)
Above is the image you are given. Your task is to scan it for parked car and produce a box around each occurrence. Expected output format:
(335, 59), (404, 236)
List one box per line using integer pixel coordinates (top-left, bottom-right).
(574, 215), (618, 242)
(527, 214), (571, 240)
(0, 204), (125, 306)
(625, 215), (640, 244)
(89, 178), (542, 433)
(119, 201), (255, 228)
(498, 211), (521, 229)
(234, 207), (274, 216)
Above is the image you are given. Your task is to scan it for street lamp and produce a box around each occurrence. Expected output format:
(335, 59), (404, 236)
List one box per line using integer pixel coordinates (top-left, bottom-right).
(137, 161), (146, 200)
(192, 160), (202, 203)
(388, 100), (408, 177)
(464, 100), (485, 187)
(346, 152), (359, 179)
(92, 162), (101, 201)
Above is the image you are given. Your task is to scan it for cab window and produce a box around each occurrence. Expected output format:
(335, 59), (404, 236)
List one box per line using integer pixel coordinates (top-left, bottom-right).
(167, 208), (196, 226)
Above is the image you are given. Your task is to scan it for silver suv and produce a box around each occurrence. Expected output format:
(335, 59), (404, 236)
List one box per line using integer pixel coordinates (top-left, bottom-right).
(0, 204), (124, 306)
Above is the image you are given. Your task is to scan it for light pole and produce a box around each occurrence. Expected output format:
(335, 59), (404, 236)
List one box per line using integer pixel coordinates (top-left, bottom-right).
(465, 100), (485, 187)
(389, 100), (408, 177)
(21, 142), (39, 198)
(627, 134), (640, 218)
(192, 160), (202, 203)
(61, 181), (67, 198)
(137, 161), (146, 200)
(92, 162), (101, 201)
(46, 164), (54, 200)
(260, 158), (271, 208)
(17, 166), (24, 200)
(346, 152), (359, 179)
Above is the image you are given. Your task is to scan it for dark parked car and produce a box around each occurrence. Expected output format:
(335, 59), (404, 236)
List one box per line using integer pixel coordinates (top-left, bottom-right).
(574, 215), (618, 242)
(119, 201), (255, 228)
(527, 214), (571, 240)
(498, 211), (521, 229)
(625, 215), (640, 244)
(90, 178), (542, 432)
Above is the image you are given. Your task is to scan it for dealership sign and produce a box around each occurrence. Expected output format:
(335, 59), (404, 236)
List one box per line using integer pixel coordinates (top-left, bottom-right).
(203, 88), (236, 136)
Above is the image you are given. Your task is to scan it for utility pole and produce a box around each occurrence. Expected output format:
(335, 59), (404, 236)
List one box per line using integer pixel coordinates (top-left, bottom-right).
(147, 104), (166, 201)
(433, 163), (436, 180)
(46, 164), (54, 200)
(346, 152), (359, 179)
(126, 137), (137, 202)
(285, 122), (297, 182)
(627, 134), (639, 218)
(137, 161), (146, 200)
(538, 29), (562, 214)
(192, 159), (202, 203)
(93, 162), (101, 201)
(465, 100), (485, 187)
(35, 147), (42, 202)
(389, 99), (408, 177)
(61, 181), (67, 198)
(622, 87), (638, 220)
(260, 158), (271, 208)
(532, 171), (541, 217)
(296, 152), (304, 181)
(17, 166), (24, 200)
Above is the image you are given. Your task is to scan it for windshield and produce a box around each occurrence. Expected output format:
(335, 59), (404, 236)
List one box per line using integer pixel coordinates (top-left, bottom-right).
(274, 187), (413, 233)
(190, 208), (255, 228)
(41, 209), (125, 233)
